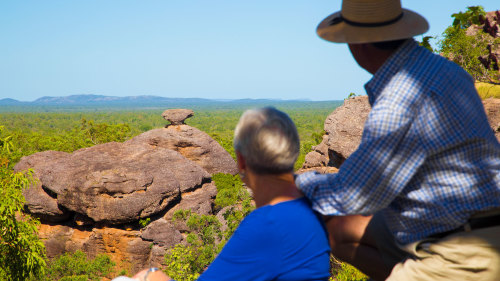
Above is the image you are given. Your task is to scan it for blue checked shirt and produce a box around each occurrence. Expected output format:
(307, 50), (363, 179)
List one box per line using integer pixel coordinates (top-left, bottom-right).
(297, 39), (500, 244)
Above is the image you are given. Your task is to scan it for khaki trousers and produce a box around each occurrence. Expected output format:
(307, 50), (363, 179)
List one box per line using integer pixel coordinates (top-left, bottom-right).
(387, 225), (500, 281)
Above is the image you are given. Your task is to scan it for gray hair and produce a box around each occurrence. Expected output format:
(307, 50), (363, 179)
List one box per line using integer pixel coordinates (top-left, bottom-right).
(234, 107), (300, 174)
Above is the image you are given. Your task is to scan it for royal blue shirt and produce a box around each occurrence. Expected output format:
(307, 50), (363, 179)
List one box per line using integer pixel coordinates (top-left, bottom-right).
(197, 197), (331, 281)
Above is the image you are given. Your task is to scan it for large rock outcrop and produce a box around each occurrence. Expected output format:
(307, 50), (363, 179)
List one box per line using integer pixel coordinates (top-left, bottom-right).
(302, 96), (370, 169)
(13, 109), (236, 273)
(15, 142), (210, 224)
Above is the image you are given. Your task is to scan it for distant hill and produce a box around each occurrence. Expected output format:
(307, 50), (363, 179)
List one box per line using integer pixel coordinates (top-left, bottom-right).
(0, 94), (341, 112)
(29, 94), (214, 106)
(0, 98), (24, 105)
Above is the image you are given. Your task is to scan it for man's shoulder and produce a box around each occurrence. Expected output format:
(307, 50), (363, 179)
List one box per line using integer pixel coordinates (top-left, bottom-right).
(389, 44), (473, 95)
(404, 44), (471, 83)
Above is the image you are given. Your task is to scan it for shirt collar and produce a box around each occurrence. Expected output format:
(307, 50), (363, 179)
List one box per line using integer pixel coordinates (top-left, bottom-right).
(364, 39), (419, 106)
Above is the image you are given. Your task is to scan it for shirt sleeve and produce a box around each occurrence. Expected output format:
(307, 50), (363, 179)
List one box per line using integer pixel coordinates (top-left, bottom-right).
(296, 96), (426, 215)
(197, 209), (279, 281)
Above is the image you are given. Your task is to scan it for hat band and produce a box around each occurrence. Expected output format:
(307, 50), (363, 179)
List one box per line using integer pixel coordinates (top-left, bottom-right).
(329, 12), (404, 27)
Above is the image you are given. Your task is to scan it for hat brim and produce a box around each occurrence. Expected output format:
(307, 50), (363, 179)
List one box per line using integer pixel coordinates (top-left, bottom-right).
(317, 9), (429, 44)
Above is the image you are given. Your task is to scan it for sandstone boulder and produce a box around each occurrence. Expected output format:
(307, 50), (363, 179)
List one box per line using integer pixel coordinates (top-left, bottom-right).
(15, 142), (210, 224)
(302, 96), (370, 169)
(483, 97), (500, 141)
(162, 109), (194, 125)
(126, 125), (238, 175)
(325, 96), (370, 160)
(14, 151), (71, 222)
(141, 219), (182, 247)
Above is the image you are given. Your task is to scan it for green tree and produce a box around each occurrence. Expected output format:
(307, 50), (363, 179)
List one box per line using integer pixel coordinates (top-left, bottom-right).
(0, 127), (46, 281)
(418, 36), (435, 52)
(438, 6), (499, 82)
(450, 6), (486, 29)
(80, 118), (132, 145)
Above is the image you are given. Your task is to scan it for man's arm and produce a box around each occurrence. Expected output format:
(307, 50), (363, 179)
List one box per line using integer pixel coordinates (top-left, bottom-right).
(297, 98), (424, 216)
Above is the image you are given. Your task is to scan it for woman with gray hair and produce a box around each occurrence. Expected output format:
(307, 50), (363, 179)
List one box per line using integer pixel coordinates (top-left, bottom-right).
(196, 107), (331, 280)
(117, 107), (331, 281)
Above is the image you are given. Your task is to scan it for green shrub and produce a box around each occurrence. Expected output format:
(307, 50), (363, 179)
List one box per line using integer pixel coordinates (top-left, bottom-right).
(166, 174), (255, 280)
(38, 250), (115, 281)
(329, 256), (367, 281)
(139, 217), (151, 228)
(438, 6), (500, 83)
(166, 211), (224, 281)
(212, 173), (254, 239)
(0, 127), (47, 281)
(212, 173), (250, 209)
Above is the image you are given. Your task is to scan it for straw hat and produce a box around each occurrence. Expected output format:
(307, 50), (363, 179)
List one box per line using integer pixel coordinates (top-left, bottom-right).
(317, 0), (429, 44)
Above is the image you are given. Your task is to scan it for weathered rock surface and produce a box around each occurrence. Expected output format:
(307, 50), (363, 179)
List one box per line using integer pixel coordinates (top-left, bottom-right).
(141, 219), (183, 247)
(14, 151), (71, 222)
(126, 125), (238, 175)
(162, 109), (194, 125)
(164, 182), (217, 220)
(35, 181), (218, 272)
(325, 96), (370, 161)
(302, 96), (370, 169)
(15, 142), (210, 224)
(483, 98), (500, 141)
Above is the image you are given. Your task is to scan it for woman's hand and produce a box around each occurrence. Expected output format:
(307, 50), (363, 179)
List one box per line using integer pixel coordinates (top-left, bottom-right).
(133, 268), (172, 281)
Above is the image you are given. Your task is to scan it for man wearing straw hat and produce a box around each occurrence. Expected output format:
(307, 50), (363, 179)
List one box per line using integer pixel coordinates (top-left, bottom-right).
(296, 0), (500, 280)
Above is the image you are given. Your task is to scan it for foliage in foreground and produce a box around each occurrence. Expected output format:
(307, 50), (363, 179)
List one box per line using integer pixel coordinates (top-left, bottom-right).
(164, 173), (254, 281)
(329, 259), (368, 281)
(212, 173), (254, 239)
(0, 127), (46, 281)
(165, 211), (224, 281)
(30, 250), (115, 281)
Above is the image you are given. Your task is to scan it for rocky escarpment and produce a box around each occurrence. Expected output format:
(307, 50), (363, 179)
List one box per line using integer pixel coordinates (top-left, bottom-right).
(303, 96), (500, 170)
(483, 97), (500, 141)
(302, 96), (370, 170)
(14, 109), (236, 273)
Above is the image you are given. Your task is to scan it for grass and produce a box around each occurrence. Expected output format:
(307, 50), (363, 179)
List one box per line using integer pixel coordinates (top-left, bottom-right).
(476, 82), (500, 99)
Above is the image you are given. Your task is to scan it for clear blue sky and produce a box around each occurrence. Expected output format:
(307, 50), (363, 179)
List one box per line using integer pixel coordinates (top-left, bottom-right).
(1, 1), (498, 101)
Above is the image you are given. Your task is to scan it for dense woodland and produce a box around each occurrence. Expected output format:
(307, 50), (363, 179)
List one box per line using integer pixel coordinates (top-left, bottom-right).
(0, 102), (341, 170)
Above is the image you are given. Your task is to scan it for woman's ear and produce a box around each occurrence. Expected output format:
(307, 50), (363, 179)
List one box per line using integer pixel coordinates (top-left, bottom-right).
(236, 151), (246, 171)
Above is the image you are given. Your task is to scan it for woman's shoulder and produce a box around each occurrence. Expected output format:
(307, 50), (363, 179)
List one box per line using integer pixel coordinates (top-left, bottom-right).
(241, 198), (313, 225)
(268, 197), (317, 218)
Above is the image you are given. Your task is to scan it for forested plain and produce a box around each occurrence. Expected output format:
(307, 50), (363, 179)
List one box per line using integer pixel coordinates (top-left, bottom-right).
(0, 101), (341, 169)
